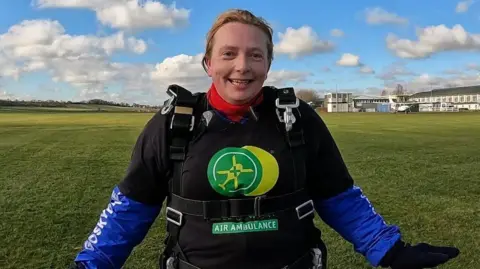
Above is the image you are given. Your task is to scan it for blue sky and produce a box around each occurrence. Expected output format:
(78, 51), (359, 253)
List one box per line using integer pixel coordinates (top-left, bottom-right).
(1, 0), (480, 104)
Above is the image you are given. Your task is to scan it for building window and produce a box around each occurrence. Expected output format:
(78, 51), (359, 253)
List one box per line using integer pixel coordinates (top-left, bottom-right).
(473, 96), (477, 102)
(467, 96), (471, 102)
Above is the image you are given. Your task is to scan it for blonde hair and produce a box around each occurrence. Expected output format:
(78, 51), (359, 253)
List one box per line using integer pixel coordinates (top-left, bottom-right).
(202, 9), (274, 72)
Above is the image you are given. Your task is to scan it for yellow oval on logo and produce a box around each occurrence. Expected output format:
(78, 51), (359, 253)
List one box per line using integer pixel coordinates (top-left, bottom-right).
(242, 146), (279, 196)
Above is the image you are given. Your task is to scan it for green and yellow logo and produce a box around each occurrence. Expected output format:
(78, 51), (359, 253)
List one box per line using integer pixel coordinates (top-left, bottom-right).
(207, 146), (279, 197)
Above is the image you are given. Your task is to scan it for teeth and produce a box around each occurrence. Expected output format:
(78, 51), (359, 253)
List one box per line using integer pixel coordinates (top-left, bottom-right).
(230, 79), (250, 84)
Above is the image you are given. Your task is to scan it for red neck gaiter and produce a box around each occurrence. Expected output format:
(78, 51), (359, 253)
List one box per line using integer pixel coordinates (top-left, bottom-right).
(206, 83), (263, 122)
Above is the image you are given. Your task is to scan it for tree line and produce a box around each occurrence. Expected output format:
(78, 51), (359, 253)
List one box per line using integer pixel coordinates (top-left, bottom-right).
(0, 99), (160, 109)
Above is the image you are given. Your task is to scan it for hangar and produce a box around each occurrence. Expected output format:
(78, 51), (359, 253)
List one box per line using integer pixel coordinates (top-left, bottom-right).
(409, 85), (480, 111)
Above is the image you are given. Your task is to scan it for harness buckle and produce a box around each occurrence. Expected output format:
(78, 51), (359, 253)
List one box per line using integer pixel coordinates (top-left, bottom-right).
(170, 114), (195, 132)
(275, 97), (299, 132)
(161, 88), (177, 115)
(254, 195), (266, 217)
(166, 207), (183, 226)
(295, 200), (314, 220)
(165, 256), (176, 269)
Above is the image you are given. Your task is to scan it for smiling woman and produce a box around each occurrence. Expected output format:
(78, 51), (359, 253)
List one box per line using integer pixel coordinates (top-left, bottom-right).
(201, 9), (273, 105)
(71, 8), (460, 269)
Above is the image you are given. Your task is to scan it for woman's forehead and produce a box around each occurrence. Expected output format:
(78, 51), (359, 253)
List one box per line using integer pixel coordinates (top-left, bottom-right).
(212, 23), (269, 50)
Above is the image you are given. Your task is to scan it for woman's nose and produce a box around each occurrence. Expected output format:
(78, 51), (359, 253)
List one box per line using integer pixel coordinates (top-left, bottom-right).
(233, 54), (251, 73)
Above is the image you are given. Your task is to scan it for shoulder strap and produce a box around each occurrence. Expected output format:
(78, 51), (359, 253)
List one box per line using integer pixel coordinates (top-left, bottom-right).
(162, 84), (206, 196)
(160, 84), (206, 267)
(272, 86), (307, 190)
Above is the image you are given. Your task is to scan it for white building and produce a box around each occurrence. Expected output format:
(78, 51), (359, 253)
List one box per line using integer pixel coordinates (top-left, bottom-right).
(409, 85), (480, 111)
(324, 92), (353, 112)
(352, 95), (391, 112)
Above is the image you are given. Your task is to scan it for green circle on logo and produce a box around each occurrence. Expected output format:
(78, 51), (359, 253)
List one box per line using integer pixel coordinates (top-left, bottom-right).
(207, 147), (263, 197)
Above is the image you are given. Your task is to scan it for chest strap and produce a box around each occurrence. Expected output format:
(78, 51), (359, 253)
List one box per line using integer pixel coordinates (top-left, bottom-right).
(166, 189), (314, 225)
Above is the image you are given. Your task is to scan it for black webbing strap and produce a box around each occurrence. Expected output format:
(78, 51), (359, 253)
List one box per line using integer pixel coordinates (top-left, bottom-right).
(274, 87), (307, 190)
(166, 84), (202, 195)
(163, 85), (202, 265)
(168, 189), (314, 221)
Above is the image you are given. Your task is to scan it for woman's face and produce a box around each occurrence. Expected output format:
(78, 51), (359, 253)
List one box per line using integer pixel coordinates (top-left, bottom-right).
(205, 22), (270, 105)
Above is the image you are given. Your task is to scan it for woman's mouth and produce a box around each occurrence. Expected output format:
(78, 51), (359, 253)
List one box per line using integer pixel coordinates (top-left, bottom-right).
(228, 78), (253, 87)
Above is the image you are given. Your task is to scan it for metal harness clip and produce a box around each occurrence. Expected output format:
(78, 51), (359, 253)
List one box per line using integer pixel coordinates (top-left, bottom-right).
(275, 97), (300, 132)
(161, 88), (177, 115)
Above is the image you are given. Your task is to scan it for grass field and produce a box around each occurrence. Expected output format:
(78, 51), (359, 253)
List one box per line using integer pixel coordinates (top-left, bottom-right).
(1, 110), (479, 269)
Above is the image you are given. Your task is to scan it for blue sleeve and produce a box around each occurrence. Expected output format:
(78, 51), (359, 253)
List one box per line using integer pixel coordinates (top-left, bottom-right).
(313, 185), (401, 267)
(74, 186), (161, 269)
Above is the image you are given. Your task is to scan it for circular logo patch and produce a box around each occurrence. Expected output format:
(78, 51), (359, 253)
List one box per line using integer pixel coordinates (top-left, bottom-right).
(207, 146), (279, 197)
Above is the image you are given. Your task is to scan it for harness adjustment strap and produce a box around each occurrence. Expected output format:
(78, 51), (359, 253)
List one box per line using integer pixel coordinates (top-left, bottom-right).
(169, 189), (314, 221)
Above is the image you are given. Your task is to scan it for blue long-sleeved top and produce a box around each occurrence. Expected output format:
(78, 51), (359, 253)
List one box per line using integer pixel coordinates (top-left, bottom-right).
(74, 186), (161, 268)
(314, 185), (401, 267)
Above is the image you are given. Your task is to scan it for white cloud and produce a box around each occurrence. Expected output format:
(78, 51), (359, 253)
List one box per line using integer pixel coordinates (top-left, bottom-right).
(33, 0), (191, 31)
(0, 19), (160, 103)
(386, 24), (480, 59)
(359, 66), (375, 74)
(0, 90), (16, 100)
(34, 0), (106, 8)
(151, 53), (210, 92)
(274, 26), (334, 58)
(265, 70), (312, 87)
(0, 89), (34, 101)
(336, 53), (361, 67)
(335, 53), (375, 74)
(365, 7), (409, 25)
(330, 29), (344, 37)
(456, 0), (474, 13)
(0, 53), (21, 80)
(376, 62), (418, 81)
(0, 20), (146, 60)
(0, 19), (147, 81)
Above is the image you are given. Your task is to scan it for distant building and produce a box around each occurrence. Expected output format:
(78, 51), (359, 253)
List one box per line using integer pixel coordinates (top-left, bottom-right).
(351, 95), (391, 112)
(324, 92), (353, 112)
(409, 85), (480, 111)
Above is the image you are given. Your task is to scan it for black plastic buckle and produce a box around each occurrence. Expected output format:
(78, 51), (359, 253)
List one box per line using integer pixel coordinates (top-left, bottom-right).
(202, 200), (231, 221)
(170, 113), (195, 131)
(254, 195), (266, 217)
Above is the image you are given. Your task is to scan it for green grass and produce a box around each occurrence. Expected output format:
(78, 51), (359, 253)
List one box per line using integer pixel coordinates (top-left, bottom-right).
(0, 111), (478, 269)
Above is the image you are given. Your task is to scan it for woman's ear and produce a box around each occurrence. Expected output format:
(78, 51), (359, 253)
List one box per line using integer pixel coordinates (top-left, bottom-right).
(204, 57), (213, 77)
